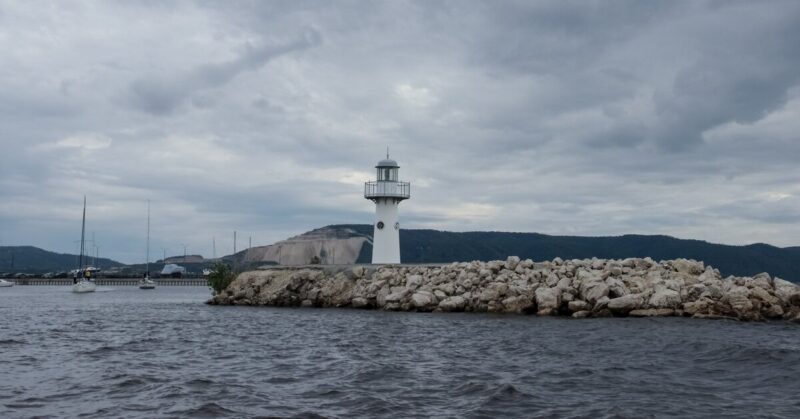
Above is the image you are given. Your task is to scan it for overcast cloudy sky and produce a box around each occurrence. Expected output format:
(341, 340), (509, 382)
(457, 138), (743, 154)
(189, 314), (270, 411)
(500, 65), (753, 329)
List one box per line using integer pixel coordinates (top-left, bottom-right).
(1, 1), (799, 263)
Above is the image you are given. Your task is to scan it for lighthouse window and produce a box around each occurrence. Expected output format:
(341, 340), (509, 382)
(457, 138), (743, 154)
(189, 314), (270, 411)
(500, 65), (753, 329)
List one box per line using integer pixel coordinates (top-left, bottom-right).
(384, 168), (391, 180)
(377, 221), (385, 230)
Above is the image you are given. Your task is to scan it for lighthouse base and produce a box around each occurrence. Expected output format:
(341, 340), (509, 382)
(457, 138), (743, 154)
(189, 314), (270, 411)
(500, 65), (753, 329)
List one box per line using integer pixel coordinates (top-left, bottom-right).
(372, 199), (401, 264)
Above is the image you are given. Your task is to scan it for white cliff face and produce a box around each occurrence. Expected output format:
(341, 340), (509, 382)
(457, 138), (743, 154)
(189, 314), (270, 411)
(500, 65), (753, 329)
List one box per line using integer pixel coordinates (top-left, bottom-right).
(209, 256), (800, 322)
(240, 227), (369, 266)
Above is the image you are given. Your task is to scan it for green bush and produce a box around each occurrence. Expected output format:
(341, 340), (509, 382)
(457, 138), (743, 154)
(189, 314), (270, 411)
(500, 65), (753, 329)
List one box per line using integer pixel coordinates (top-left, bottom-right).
(207, 262), (235, 294)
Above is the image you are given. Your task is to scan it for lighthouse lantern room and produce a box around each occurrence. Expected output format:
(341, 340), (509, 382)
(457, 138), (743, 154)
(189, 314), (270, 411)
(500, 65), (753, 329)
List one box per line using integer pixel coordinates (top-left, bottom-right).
(364, 153), (410, 264)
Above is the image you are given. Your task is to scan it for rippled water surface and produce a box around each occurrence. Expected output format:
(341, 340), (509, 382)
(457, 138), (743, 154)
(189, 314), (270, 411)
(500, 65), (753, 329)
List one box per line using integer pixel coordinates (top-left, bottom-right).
(1, 286), (799, 418)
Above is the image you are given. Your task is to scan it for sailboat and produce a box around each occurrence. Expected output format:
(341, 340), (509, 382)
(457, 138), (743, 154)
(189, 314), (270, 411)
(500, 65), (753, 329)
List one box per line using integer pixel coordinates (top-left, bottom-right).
(139, 200), (156, 290)
(72, 196), (97, 293)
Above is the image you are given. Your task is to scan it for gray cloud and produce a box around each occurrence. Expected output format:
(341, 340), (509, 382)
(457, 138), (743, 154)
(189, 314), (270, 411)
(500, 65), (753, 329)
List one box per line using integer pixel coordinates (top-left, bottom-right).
(126, 28), (322, 115)
(1, 1), (799, 262)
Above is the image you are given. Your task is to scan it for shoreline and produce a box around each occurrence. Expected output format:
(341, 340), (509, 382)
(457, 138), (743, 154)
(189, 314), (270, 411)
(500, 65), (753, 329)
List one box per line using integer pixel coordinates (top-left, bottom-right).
(208, 257), (800, 322)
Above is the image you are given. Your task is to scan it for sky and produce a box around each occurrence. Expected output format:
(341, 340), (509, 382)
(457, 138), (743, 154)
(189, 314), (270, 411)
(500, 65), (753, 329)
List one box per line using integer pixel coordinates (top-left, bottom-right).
(1, 1), (799, 263)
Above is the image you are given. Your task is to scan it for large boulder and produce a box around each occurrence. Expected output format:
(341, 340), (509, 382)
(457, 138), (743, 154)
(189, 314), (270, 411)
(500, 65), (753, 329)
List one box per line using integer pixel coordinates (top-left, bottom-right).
(607, 294), (643, 314)
(384, 288), (411, 303)
(606, 277), (630, 298)
(683, 298), (711, 316)
(684, 283), (707, 302)
(649, 288), (682, 309)
(744, 273), (772, 290)
(568, 300), (590, 313)
(505, 256), (521, 271)
(438, 296), (467, 312)
(774, 278), (800, 306)
(479, 282), (508, 302)
(411, 291), (437, 311)
(725, 285), (755, 318)
(671, 259), (705, 275)
(535, 286), (561, 316)
(405, 274), (423, 289)
(502, 295), (535, 314)
(582, 281), (609, 304)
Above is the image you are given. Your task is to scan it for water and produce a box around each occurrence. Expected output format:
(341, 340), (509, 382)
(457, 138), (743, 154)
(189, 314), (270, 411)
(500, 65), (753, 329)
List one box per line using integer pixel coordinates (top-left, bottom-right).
(1, 286), (799, 418)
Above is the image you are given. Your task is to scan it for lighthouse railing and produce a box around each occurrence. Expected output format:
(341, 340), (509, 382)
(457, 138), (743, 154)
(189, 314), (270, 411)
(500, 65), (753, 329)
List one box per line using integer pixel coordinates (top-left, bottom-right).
(364, 181), (410, 199)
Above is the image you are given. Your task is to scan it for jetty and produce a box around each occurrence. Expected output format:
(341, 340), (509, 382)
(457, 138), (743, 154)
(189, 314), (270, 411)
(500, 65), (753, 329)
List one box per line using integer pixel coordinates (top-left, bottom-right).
(10, 277), (207, 286)
(208, 257), (800, 322)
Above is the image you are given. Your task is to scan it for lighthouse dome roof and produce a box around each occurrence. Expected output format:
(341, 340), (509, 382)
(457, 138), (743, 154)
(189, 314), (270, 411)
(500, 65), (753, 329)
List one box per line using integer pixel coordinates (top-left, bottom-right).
(376, 158), (399, 168)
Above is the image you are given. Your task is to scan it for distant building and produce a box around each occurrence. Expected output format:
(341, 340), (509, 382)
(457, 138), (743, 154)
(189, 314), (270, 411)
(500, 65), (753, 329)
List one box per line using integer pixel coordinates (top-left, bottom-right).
(160, 264), (186, 277)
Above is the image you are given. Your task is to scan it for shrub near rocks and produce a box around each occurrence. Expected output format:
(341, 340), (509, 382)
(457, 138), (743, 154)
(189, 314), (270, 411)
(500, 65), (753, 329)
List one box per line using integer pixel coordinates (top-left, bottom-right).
(207, 258), (800, 322)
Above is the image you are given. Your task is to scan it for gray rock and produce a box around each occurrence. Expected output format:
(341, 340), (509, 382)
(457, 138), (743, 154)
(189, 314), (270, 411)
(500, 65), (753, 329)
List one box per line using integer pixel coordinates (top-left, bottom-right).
(606, 277), (629, 298)
(384, 288), (410, 303)
(438, 296), (467, 312)
(487, 261), (503, 273)
(506, 256), (521, 270)
(774, 278), (800, 306)
(593, 296), (610, 312)
(725, 286), (754, 317)
(411, 291), (437, 310)
(582, 282), (609, 304)
(683, 299), (711, 316)
(568, 300), (590, 313)
(684, 283), (706, 302)
(572, 310), (591, 318)
(405, 275), (422, 289)
(649, 288), (682, 309)
(608, 294), (642, 314)
(535, 286), (561, 315)
(671, 259), (705, 275)
(502, 295), (534, 314)
(745, 272), (772, 289)
(479, 282), (508, 302)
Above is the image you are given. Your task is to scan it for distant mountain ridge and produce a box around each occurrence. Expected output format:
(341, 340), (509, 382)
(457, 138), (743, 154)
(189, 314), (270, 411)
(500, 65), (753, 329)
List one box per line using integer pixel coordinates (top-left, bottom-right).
(325, 224), (800, 282)
(0, 246), (125, 274)
(4, 226), (799, 282)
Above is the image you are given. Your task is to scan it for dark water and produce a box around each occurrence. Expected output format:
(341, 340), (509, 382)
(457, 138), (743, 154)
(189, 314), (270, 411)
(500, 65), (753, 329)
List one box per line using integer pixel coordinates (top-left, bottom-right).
(1, 286), (799, 418)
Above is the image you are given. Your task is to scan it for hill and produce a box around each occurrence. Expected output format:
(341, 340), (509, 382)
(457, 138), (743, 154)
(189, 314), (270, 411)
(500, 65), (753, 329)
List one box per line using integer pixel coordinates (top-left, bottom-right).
(0, 246), (125, 274)
(322, 224), (800, 282)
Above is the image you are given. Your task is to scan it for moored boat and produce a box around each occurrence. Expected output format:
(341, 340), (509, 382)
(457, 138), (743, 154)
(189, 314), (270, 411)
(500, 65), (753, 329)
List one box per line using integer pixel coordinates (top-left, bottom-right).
(72, 196), (96, 294)
(139, 200), (156, 290)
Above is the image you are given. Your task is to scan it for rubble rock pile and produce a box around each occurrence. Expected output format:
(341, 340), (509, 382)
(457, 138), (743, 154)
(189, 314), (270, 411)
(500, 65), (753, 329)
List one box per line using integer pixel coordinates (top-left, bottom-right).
(208, 257), (800, 322)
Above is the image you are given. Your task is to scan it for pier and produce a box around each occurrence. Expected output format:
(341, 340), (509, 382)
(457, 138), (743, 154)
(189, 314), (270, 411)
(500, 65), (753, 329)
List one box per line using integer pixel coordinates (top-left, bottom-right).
(8, 277), (208, 286)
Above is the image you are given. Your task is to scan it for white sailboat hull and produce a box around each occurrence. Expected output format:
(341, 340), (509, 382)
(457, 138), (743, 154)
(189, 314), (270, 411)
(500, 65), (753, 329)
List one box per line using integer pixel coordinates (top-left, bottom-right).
(72, 280), (96, 293)
(139, 279), (156, 290)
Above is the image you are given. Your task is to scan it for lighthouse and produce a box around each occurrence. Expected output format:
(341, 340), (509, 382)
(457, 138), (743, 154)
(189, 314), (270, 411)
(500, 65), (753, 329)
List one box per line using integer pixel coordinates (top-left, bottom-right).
(364, 153), (410, 264)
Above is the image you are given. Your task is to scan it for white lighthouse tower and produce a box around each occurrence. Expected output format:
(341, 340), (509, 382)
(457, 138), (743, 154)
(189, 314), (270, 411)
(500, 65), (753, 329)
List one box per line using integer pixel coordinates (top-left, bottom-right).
(364, 153), (410, 264)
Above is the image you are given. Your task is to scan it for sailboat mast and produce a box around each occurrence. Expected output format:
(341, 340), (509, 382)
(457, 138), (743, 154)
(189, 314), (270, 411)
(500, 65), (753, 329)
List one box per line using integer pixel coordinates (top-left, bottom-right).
(146, 200), (150, 275)
(79, 196), (86, 270)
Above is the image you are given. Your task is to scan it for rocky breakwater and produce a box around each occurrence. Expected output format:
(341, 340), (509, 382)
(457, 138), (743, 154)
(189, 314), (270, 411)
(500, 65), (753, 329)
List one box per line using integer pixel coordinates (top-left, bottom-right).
(208, 257), (800, 322)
